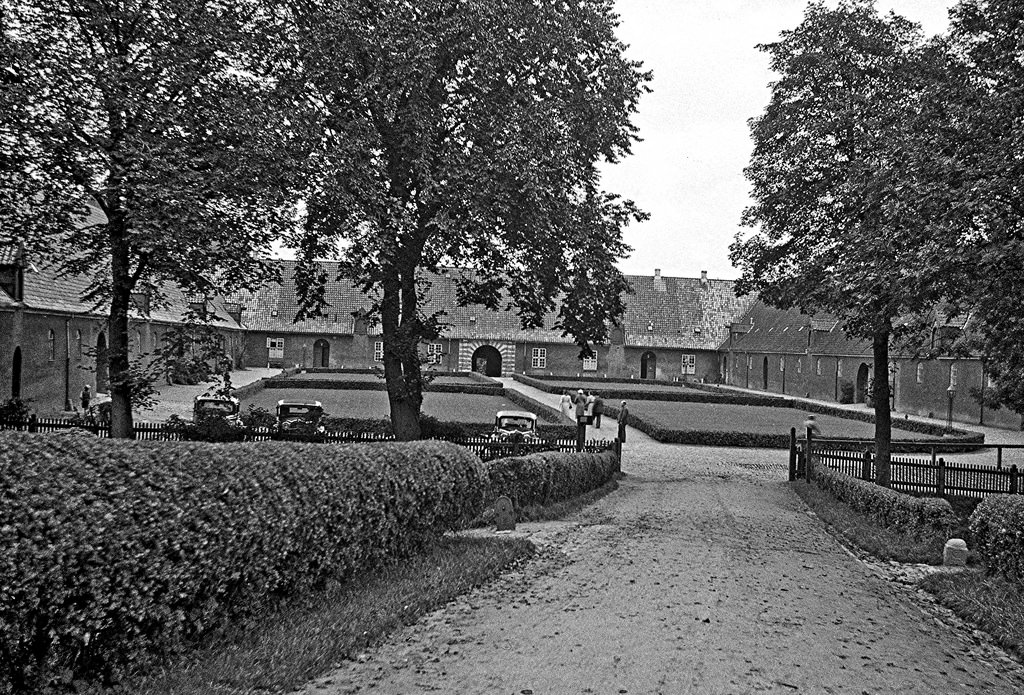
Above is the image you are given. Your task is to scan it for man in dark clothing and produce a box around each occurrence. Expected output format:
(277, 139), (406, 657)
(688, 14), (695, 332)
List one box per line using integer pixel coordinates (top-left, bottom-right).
(618, 401), (628, 442)
(80, 384), (91, 411)
(592, 392), (604, 428)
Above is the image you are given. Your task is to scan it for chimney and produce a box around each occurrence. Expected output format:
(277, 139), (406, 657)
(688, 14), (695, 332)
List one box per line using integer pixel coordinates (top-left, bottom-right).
(654, 269), (661, 280)
(653, 268), (665, 292)
(701, 270), (708, 282)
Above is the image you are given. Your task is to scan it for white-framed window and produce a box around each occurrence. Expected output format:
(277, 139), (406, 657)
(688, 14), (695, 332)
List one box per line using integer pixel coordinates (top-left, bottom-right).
(747, 355), (753, 370)
(815, 358), (822, 376)
(916, 362), (924, 384)
(681, 354), (695, 375)
(48, 329), (55, 362)
(950, 362), (959, 388)
(267, 337), (284, 360)
(426, 343), (444, 365)
(779, 356), (785, 372)
(837, 360), (843, 378)
(135, 330), (144, 355)
(796, 358), (802, 374)
(77, 330), (83, 359)
(374, 340), (384, 362)
(531, 347), (547, 369)
(582, 355), (598, 371)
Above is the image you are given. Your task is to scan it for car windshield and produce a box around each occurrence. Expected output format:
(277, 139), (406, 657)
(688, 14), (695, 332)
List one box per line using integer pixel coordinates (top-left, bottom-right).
(279, 405), (320, 418)
(498, 417), (534, 431)
(197, 400), (236, 414)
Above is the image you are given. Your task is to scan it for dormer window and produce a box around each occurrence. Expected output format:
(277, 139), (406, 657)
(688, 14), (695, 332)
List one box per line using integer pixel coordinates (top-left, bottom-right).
(0, 244), (26, 302)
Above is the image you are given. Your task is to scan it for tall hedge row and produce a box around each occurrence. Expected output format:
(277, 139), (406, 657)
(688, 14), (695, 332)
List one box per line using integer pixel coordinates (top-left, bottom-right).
(969, 496), (1024, 583)
(486, 450), (620, 512)
(0, 432), (486, 693)
(810, 465), (959, 539)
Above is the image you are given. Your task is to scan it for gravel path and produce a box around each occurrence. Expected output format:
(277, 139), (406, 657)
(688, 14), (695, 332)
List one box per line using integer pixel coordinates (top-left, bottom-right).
(298, 439), (1024, 695)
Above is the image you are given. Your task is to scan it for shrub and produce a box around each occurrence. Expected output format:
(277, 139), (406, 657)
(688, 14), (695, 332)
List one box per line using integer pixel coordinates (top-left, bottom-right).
(969, 496), (1024, 583)
(239, 404), (276, 429)
(0, 432), (486, 693)
(164, 414), (247, 442)
(0, 398), (31, 421)
(839, 380), (855, 404)
(485, 449), (619, 514)
(811, 465), (959, 539)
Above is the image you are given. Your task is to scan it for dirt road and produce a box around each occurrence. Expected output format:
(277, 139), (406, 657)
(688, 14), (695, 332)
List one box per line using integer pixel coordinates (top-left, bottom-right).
(299, 440), (1024, 695)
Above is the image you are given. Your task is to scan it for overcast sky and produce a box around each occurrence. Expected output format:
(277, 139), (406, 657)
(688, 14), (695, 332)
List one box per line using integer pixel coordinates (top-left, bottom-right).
(604, 0), (960, 281)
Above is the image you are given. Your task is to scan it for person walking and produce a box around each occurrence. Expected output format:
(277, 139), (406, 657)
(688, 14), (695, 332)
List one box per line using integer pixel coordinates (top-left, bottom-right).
(574, 389), (588, 422)
(585, 391), (596, 423)
(592, 392), (604, 429)
(559, 390), (574, 423)
(79, 384), (91, 411)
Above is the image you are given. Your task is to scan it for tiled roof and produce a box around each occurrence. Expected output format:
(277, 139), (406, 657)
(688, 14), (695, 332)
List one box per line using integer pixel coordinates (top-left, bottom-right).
(723, 301), (872, 357)
(0, 244), (23, 265)
(235, 262), (755, 349)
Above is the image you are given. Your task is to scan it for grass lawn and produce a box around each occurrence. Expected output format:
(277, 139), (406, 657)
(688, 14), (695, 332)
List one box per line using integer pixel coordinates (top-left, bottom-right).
(242, 389), (527, 424)
(124, 536), (535, 695)
(628, 400), (935, 440)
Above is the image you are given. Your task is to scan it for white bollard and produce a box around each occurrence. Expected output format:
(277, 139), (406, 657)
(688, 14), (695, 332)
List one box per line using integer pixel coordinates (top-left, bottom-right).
(943, 538), (968, 567)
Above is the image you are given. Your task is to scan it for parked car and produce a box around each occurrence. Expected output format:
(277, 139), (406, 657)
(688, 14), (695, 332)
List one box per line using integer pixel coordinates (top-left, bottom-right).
(192, 395), (242, 425)
(85, 394), (112, 425)
(491, 410), (540, 443)
(276, 399), (325, 433)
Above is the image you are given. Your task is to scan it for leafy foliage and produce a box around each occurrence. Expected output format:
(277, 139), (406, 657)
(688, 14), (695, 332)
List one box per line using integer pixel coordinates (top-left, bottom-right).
(485, 450), (619, 515)
(969, 495), (1024, 583)
(289, 0), (650, 439)
(0, 432), (487, 692)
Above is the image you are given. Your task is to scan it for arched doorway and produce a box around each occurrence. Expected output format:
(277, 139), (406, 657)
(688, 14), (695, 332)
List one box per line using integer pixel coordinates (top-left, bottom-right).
(313, 339), (330, 368)
(472, 345), (502, 377)
(762, 356), (769, 390)
(11, 346), (21, 399)
(96, 333), (108, 392)
(856, 363), (870, 403)
(640, 351), (657, 379)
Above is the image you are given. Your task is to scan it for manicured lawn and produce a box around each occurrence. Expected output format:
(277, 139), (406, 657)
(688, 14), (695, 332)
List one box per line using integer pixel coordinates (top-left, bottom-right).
(627, 400), (934, 440)
(242, 389), (525, 423)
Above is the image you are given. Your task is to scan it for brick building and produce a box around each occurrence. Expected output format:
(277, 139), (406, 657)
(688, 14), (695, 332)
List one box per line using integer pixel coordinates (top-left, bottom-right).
(233, 263), (754, 382)
(720, 302), (1021, 430)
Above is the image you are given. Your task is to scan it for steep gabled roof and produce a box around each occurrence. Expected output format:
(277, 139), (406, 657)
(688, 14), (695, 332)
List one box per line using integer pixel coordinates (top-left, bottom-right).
(723, 301), (872, 357)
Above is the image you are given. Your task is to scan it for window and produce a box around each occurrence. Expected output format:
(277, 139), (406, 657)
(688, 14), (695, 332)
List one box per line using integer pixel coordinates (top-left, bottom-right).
(837, 360), (843, 378)
(76, 330), (83, 359)
(267, 337), (284, 360)
(796, 358), (802, 374)
(426, 343), (443, 365)
(916, 362), (924, 384)
(747, 356), (752, 370)
(135, 330), (144, 355)
(815, 358), (822, 376)
(987, 373), (996, 389)
(582, 355), (598, 371)
(48, 329), (55, 362)
(374, 341), (384, 362)
(779, 356), (785, 372)
(681, 354), (695, 375)
(950, 362), (959, 388)
(531, 347), (547, 369)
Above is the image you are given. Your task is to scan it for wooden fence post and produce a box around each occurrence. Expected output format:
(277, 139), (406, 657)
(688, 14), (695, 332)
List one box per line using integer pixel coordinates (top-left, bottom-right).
(936, 457), (946, 497)
(788, 427), (797, 481)
(861, 449), (872, 481)
(28, 414), (37, 433)
(805, 426), (815, 483)
(1011, 465), (1019, 495)
(576, 419), (585, 452)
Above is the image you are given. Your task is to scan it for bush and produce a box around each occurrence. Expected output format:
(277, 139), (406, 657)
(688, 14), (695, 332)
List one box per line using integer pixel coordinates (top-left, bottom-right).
(0, 398), (31, 421)
(969, 495), (1024, 583)
(0, 432), (486, 693)
(485, 449), (619, 514)
(839, 380), (855, 404)
(164, 414), (247, 442)
(811, 465), (959, 539)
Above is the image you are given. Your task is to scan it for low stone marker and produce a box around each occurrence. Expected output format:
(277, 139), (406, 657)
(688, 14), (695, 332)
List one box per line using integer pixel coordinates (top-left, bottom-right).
(494, 496), (516, 532)
(943, 538), (968, 567)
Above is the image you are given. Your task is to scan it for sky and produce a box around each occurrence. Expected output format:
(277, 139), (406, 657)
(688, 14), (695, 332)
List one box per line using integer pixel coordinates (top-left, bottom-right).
(604, 0), (961, 281)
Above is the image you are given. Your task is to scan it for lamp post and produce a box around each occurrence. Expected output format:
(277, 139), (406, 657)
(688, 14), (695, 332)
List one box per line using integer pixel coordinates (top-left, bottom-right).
(946, 385), (956, 432)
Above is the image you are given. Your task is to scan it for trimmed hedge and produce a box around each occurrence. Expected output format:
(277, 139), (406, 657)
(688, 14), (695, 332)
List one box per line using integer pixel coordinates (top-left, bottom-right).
(262, 378), (502, 395)
(969, 496), (1024, 582)
(810, 465), (959, 539)
(486, 449), (620, 514)
(513, 373), (786, 406)
(0, 432), (486, 693)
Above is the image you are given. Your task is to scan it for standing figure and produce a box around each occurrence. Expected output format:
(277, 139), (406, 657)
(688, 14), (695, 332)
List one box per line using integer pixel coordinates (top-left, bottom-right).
(574, 389), (588, 422)
(592, 392), (604, 429)
(618, 401), (628, 442)
(80, 384), (92, 411)
(559, 390), (574, 422)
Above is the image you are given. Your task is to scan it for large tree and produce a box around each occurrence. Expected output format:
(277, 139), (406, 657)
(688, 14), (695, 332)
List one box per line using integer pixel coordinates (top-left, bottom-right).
(730, 0), (976, 485)
(290, 0), (649, 440)
(946, 1), (1024, 418)
(0, 0), (308, 436)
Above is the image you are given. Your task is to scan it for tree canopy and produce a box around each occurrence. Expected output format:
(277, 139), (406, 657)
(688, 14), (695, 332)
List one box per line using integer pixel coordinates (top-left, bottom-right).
(0, 0), (308, 436)
(730, 0), (976, 484)
(290, 0), (650, 439)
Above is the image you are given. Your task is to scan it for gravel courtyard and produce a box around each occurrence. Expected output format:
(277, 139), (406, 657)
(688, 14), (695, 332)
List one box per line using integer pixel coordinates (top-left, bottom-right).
(298, 438), (1024, 695)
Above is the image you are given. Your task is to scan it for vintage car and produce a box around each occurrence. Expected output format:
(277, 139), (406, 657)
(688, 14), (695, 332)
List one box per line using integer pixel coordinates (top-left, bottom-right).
(491, 410), (540, 443)
(85, 394), (112, 425)
(192, 395), (241, 424)
(276, 399), (325, 433)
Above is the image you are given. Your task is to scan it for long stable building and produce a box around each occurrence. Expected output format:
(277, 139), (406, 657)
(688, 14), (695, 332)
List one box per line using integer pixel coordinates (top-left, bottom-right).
(2, 252), (1019, 430)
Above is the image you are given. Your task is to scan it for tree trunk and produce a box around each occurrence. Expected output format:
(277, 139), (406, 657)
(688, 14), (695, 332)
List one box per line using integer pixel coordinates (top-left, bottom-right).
(381, 268), (423, 441)
(872, 328), (892, 487)
(108, 222), (135, 439)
